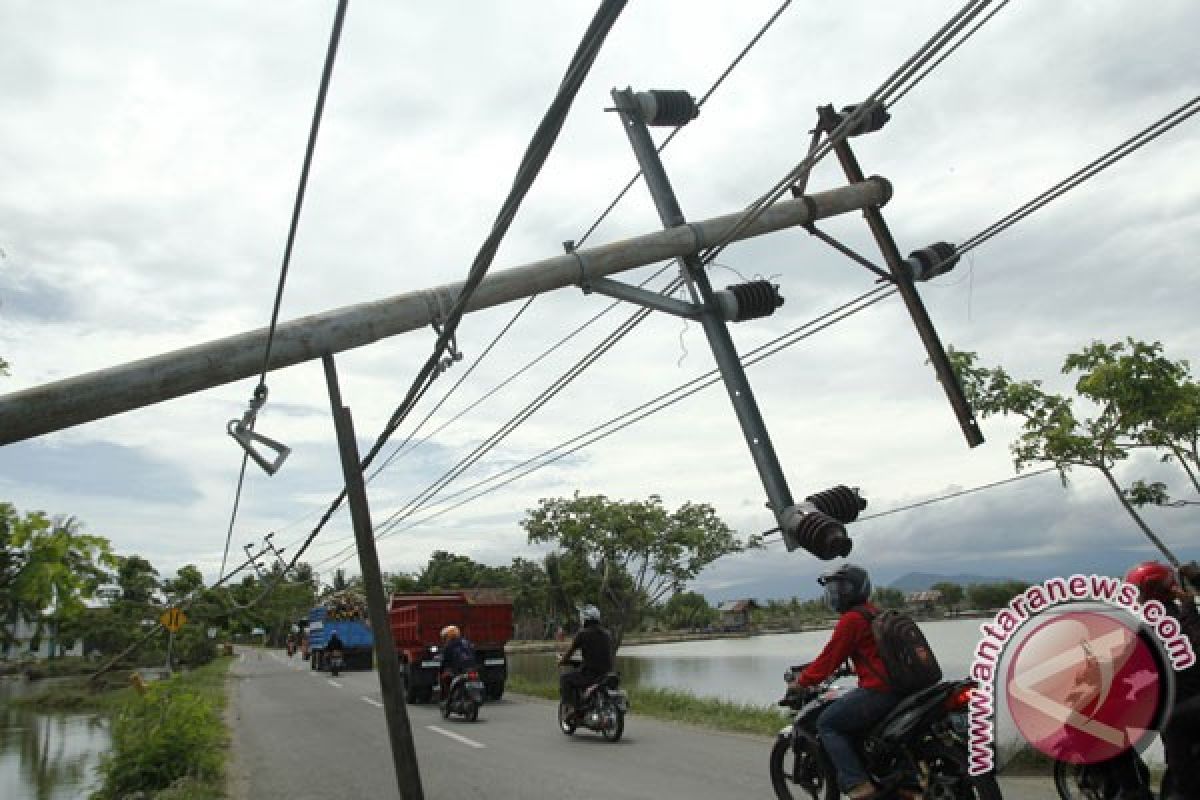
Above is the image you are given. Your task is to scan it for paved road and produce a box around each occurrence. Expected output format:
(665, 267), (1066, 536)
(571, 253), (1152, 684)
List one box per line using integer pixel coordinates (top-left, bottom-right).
(227, 649), (1059, 800)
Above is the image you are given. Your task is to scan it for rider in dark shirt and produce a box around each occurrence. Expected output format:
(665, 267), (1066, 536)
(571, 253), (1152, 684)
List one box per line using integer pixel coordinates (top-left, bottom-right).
(558, 605), (613, 714)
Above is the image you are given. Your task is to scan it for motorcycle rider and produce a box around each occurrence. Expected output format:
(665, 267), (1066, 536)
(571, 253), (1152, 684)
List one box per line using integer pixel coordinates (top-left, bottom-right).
(1124, 561), (1200, 800)
(788, 564), (903, 800)
(438, 625), (475, 699)
(558, 605), (613, 720)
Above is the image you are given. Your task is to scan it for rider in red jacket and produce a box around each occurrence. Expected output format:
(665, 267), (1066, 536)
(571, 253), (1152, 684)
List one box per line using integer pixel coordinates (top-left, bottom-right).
(790, 564), (900, 800)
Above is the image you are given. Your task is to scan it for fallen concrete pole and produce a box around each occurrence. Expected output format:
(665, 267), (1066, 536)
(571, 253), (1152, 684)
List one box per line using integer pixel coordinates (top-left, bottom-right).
(0, 178), (890, 444)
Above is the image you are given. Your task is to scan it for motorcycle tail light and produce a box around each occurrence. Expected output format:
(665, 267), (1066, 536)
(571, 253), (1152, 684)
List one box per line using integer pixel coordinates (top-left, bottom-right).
(944, 685), (974, 711)
(468, 670), (479, 680)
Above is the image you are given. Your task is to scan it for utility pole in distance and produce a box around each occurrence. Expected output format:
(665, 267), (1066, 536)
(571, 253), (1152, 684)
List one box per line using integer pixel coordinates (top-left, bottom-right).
(323, 353), (424, 800)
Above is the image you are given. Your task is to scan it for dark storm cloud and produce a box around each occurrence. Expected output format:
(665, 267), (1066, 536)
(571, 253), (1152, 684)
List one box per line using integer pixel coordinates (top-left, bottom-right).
(0, 439), (202, 504)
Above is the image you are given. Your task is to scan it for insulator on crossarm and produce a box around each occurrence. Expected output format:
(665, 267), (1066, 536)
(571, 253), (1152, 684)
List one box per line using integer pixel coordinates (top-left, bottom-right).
(635, 90), (699, 127)
(903, 242), (959, 282)
(805, 485), (867, 524)
(836, 102), (891, 137)
(724, 280), (784, 322)
(781, 505), (853, 560)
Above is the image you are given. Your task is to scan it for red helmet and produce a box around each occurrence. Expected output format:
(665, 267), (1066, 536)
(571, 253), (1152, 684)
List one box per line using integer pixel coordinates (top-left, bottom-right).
(1124, 561), (1178, 603)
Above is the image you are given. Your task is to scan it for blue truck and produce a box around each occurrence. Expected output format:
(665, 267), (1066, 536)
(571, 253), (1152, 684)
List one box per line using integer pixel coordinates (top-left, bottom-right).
(306, 606), (374, 672)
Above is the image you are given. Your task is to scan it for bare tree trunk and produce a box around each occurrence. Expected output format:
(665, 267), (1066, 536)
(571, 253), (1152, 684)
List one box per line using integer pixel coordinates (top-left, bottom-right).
(1100, 465), (1180, 567)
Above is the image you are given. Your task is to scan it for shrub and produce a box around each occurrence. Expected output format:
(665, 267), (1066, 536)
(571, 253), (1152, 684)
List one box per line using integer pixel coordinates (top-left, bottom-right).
(92, 675), (224, 798)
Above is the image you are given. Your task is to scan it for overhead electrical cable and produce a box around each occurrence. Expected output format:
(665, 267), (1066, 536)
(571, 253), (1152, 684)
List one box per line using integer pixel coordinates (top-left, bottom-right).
(217, 0), (349, 582)
(222, 0), (629, 611)
(365, 0), (798, 490)
(957, 94), (1200, 256)
(312, 285), (892, 569)
(315, 88), (1200, 566)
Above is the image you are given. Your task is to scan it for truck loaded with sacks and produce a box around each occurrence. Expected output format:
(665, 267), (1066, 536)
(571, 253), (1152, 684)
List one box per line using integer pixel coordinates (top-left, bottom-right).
(389, 590), (513, 703)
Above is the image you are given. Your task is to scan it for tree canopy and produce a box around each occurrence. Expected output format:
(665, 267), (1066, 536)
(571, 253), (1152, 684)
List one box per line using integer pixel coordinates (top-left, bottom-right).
(950, 338), (1198, 561)
(522, 492), (749, 647)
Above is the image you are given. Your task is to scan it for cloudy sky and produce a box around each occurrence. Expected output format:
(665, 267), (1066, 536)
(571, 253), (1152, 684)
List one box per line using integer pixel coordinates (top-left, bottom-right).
(1, 1), (1197, 602)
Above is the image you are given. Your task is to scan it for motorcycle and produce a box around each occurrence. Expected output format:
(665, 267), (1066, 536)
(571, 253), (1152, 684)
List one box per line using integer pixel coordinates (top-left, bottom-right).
(769, 663), (1002, 800)
(1052, 751), (1173, 799)
(329, 649), (344, 677)
(440, 668), (485, 722)
(557, 660), (628, 742)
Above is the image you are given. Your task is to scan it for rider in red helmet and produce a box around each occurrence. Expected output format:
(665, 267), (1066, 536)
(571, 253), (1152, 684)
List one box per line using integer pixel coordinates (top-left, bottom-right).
(1125, 560), (1200, 800)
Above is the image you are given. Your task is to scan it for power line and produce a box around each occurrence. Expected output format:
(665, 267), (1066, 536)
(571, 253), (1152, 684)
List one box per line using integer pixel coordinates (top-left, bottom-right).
(318, 84), (1200, 566)
(958, 94), (1200, 256)
(312, 285), (893, 570)
(226, 0), (629, 610)
(760, 466), (1061, 548)
(217, 0), (349, 582)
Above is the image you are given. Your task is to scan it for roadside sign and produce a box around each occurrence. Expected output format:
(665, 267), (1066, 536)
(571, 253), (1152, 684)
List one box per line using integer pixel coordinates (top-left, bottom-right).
(159, 607), (187, 632)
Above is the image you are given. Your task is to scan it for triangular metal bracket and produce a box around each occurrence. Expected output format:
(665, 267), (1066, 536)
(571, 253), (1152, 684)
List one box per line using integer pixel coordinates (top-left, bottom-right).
(227, 418), (291, 476)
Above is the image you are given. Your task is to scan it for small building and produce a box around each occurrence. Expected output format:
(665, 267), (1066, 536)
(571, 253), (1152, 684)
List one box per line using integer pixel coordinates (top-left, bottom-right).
(716, 599), (760, 631)
(905, 590), (943, 613)
(1, 615), (83, 661)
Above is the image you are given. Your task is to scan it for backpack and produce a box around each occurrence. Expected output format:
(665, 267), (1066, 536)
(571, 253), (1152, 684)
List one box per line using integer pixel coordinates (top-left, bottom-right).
(455, 638), (476, 669)
(858, 608), (942, 694)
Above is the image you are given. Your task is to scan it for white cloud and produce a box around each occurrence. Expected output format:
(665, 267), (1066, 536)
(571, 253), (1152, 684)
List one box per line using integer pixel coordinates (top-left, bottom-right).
(1, 1), (1197, 594)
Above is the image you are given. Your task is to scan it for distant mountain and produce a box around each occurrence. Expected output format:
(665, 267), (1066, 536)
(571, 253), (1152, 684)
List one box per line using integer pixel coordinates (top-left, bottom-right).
(888, 572), (1015, 592)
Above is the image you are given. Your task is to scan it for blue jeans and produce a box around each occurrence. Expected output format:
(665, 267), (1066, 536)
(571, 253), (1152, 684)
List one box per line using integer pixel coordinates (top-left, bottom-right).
(816, 687), (900, 792)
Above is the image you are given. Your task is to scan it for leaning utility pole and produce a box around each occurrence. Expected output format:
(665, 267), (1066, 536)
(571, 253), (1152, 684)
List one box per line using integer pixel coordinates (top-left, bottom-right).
(0, 180), (887, 446)
(324, 354), (424, 800)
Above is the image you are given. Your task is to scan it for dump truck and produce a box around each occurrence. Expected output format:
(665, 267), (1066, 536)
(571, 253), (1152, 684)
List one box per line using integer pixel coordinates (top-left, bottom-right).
(308, 596), (373, 672)
(389, 590), (513, 703)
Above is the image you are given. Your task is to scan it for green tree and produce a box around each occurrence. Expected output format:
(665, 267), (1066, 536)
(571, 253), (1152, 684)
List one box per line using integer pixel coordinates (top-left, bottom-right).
(872, 587), (906, 609)
(950, 341), (1196, 559)
(162, 565), (204, 603)
(966, 580), (1030, 610)
(5, 509), (114, 655)
(662, 591), (716, 630)
(1063, 338), (1200, 498)
(418, 550), (507, 589)
(523, 493), (748, 648)
(931, 581), (965, 614)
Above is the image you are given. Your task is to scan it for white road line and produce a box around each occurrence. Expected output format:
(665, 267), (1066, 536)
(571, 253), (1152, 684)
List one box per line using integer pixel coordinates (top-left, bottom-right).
(362, 696), (383, 708)
(426, 725), (486, 749)
(328, 679), (343, 688)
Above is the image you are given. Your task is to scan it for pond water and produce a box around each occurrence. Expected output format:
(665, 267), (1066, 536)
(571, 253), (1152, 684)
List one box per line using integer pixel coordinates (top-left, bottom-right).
(0, 679), (109, 800)
(509, 617), (988, 707)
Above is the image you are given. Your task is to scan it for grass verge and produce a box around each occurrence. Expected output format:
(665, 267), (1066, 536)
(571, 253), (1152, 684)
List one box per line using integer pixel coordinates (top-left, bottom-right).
(89, 657), (233, 800)
(506, 674), (788, 737)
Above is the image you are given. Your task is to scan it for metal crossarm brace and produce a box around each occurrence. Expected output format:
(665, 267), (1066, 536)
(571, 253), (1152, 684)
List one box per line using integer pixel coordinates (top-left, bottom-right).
(611, 87), (798, 525)
(816, 104), (984, 448)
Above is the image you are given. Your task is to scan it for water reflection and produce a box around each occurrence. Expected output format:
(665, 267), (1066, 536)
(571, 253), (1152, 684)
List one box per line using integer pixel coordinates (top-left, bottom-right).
(0, 679), (109, 800)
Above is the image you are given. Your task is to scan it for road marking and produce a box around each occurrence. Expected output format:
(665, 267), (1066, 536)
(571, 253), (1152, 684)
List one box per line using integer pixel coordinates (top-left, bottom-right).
(426, 725), (485, 749)
(362, 696), (383, 708)
(328, 679), (343, 688)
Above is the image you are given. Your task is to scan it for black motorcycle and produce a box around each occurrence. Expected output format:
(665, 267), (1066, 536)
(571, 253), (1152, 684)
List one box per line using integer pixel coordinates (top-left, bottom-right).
(440, 668), (485, 722)
(557, 664), (628, 742)
(1052, 752), (1173, 799)
(769, 663), (1002, 800)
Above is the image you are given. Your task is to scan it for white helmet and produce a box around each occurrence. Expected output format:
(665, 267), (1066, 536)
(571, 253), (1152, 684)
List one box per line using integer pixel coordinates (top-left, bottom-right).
(579, 604), (601, 626)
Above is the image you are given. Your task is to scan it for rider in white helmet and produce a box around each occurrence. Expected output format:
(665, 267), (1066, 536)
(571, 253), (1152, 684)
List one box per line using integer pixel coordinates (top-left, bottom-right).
(558, 605), (614, 717)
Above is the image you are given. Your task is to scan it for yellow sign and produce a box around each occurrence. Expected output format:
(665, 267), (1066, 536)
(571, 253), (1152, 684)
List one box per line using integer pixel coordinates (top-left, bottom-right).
(160, 608), (187, 632)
